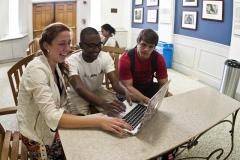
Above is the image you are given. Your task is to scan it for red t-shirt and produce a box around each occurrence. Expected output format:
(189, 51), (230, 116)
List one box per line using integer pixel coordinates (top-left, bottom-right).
(118, 49), (168, 84)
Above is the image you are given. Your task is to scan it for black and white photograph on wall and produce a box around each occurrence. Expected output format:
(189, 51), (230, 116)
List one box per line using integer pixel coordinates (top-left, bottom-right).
(202, 0), (223, 21)
(147, 9), (158, 23)
(183, 0), (198, 7)
(135, 0), (142, 6)
(133, 8), (143, 23)
(181, 11), (197, 30)
(146, 0), (159, 6)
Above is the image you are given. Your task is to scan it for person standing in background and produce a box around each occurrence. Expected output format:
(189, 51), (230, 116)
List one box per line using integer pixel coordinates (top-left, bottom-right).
(101, 23), (121, 79)
(101, 23), (119, 48)
(101, 24), (120, 57)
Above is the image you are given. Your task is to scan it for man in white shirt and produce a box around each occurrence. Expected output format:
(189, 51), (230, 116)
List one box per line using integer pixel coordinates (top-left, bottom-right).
(67, 27), (131, 115)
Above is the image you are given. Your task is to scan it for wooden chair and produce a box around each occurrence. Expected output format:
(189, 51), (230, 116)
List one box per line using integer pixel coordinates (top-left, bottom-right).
(101, 46), (126, 90)
(0, 107), (28, 160)
(26, 38), (40, 55)
(7, 54), (36, 105)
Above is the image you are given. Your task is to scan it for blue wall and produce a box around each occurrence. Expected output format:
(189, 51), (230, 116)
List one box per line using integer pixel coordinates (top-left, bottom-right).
(174, 0), (233, 46)
(131, 0), (158, 30)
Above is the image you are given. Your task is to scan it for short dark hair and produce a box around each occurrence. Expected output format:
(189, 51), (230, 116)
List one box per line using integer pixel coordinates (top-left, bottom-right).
(137, 29), (159, 46)
(101, 24), (116, 35)
(80, 27), (99, 43)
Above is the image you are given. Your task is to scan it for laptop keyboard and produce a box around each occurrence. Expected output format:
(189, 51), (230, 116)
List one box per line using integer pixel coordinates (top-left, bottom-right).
(122, 104), (147, 129)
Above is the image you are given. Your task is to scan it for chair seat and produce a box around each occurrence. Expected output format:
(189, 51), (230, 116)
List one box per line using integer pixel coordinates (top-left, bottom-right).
(0, 107), (28, 160)
(1, 130), (28, 160)
(0, 113), (19, 131)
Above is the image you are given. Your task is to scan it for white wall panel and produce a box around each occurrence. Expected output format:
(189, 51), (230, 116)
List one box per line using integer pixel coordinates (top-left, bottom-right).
(0, 1), (9, 38)
(0, 42), (13, 61)
(173, 34), (230, 88)
(115, 31), (128, 48)
(130, 28), (142, 48)
(12, 36), (29, 58)
(174, 44), (196, 68)
(0, 35), (29, 62)
(198, 50), (226, 79)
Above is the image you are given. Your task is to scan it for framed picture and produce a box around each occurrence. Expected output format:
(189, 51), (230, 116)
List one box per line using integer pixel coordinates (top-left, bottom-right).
(181, 11), (198, 30)
(147, 9), (158, 23)
(234, 2), (240, 35)
(183, 0), (198, 7)
(202, 0), (224, 21)
(135, 0), (142, 5)
(147, 0), (159, 6)
(133, 8), (144, 23)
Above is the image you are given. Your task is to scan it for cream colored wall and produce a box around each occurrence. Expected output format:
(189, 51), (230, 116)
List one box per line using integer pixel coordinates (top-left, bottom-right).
(0, 0), (30, 62)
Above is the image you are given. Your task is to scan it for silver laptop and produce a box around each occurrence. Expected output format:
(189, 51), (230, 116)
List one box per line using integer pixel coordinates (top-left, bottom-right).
(119, 80), (170, 135)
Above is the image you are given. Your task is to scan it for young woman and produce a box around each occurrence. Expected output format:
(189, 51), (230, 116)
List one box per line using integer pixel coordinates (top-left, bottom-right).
(17, 23), (131, 160)
(101, 23), (119, 47)
(101, 24), (119, 56)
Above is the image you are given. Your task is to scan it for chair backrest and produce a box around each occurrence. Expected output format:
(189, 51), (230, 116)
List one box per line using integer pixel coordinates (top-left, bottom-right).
(102, 46), (125, 71)
(101, 46), (125, 55)
(0, 123), (28, 160)
(101, 46), (126, 90)
(7, 54), (36, 105)
(27, 38), (40, 55)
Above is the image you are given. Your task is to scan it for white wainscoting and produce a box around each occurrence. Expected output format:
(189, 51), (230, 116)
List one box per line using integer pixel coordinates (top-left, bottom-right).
(172, 34), (230, 89)
(0, 36), (29, 63)
(115, 30), (128, 48)
(130, 28), (142, 48)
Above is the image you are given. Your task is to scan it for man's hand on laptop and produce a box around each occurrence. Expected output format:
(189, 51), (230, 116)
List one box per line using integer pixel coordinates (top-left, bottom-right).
(165, 91), (173, 97)
(98, 116), (132, 137)
(124, 89), (133, 106)
(136, 96), (150, 105)
(130, 94), (149, 105)
(100, 99), (126, 114)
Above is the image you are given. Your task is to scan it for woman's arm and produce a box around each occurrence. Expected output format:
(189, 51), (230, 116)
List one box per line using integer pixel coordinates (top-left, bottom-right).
(58, 113), (132, 136)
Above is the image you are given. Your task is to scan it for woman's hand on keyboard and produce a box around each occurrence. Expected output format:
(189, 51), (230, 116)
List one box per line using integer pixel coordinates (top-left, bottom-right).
(98, 116), (132, 136)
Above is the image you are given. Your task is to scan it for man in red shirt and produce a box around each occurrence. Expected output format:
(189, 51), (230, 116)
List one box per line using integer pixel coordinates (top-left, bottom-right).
(118, 29), (171, 104)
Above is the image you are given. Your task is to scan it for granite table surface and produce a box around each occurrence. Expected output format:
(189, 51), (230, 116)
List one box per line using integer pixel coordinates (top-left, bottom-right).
(59, 87), (240, 160)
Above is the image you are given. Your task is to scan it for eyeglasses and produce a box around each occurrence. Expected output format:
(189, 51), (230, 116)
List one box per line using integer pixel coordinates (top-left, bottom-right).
(82, 42), (103, 49)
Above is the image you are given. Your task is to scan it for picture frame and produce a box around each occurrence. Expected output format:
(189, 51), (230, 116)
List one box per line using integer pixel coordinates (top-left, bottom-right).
(147, 9), (158, 23)
(146, 0), (159, 6)
(181, 11), (198, 30)
(234, 2), (240, 35)
(183, 0), (198, 7)
(133, 8), (143, 23)
(135, 0), (143, 6)
(202, 0), (224, 21)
